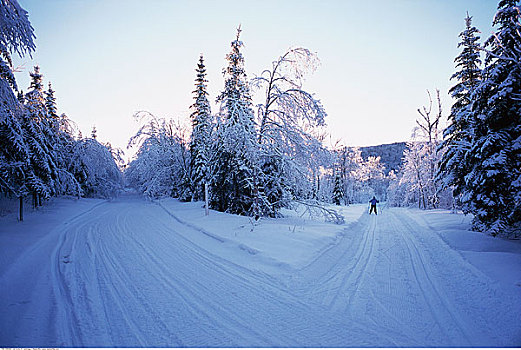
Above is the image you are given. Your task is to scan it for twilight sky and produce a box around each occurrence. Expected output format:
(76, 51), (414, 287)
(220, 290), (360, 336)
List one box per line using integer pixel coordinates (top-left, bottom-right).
(14, 0), (497, 162)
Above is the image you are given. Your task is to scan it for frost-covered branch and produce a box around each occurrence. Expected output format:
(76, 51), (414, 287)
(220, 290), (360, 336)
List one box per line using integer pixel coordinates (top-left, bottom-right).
(294, 199), (345, 224)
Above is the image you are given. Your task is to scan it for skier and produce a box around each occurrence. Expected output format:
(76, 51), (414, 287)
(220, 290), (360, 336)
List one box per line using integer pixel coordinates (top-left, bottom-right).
(369, 196), (379, 215)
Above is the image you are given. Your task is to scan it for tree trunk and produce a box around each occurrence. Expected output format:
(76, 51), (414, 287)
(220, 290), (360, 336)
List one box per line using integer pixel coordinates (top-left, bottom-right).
(19, 196), (24, 222)
(316, 174), (320, 198)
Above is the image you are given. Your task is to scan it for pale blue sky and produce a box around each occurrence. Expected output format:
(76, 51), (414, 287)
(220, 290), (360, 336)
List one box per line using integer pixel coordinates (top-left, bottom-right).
(14, 0), (497, 162)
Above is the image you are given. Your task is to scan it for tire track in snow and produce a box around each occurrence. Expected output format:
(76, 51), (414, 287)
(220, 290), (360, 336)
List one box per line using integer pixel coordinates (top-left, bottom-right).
(59, 201), (303, 346)
(141, 205), (384, 347)
(94, 223), (185, 346)
(58, 197), (498, 347)
(50, 201), (109, 346)
(78, 203), (258, 346)
(154, 200), (295, 290)
(110, 206), (279, 347)
(50, 224), (81, 346)
(9, 197), (518, 347)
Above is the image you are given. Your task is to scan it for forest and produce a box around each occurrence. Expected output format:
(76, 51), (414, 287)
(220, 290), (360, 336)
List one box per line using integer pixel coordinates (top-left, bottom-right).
(1, 0), (520, 237)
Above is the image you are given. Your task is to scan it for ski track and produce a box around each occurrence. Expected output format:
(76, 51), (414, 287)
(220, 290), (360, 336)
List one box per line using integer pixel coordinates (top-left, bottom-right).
(387, 210), (475, 346)
(4, 197), (520, 347)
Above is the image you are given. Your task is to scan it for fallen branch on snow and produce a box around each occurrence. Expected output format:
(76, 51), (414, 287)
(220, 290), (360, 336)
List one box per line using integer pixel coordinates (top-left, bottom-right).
(294, 199), (345, 225)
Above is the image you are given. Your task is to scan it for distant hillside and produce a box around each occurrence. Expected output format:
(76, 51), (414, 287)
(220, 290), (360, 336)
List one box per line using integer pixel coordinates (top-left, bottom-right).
(360, 142), (406, 175)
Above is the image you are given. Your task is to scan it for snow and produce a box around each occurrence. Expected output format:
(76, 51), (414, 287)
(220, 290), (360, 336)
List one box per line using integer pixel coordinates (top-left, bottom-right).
(157, 198), (367, 271)
(413, 208), (521, 288)
(1, 195), (520, 347)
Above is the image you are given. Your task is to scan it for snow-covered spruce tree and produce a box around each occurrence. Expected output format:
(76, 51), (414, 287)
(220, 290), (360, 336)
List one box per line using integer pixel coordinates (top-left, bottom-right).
(0, 0), (35, 219)
(42, 84), (82, 197)
(332, 166), (344, 205)
(462, 0), (521, 235)
(213, 26), (266, 217)
(189, 54), (212, 201)
(252, 47), (327, 215)
(0, 47), (28, 199)
(438, 13), (482, 203)
(0, 0), (35, 58)
(22, 66), (62, 205)
(45, 82), (60, 132)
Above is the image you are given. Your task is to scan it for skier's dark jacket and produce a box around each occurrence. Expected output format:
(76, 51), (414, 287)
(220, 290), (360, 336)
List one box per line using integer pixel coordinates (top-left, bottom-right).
(369, 197), (379, 206)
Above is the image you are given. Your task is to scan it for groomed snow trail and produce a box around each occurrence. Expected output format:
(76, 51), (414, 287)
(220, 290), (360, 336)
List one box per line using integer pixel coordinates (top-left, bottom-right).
(2, 196), (520, 347)
(47, 197), (389, 347)
(292, 208), (520, 347)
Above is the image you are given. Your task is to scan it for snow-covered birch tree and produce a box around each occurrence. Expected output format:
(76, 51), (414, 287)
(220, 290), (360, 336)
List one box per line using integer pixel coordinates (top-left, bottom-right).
(400, 90), (445, 209)
(70, 136), (123, 199)
(251, 47), (327, 215)
(126, 112), (190, 199)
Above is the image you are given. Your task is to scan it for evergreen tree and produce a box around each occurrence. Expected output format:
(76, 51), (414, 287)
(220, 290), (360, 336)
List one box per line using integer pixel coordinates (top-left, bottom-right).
(332, 166), (344, 205)
(0, 0), (35, 219)
(45, 82), (59, 132)
(439, 13), (482, 200)
(260, 156), (289, 217)
(212, 26), (265, 217)
(42, 83), (81, 196)
(463, 0), (521, 234)
(0, 95), (29, 200)
(189, 54), (212, 201)
(23, 66), (57, 201)
(0, 44), (28, 199)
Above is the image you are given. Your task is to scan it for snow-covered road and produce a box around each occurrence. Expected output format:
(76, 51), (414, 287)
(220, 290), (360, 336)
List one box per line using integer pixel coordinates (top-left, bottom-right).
(1, 196), (520, 347)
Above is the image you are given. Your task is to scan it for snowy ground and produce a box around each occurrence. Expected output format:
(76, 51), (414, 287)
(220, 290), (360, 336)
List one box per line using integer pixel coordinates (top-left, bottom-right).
(1, 194), (520, 347)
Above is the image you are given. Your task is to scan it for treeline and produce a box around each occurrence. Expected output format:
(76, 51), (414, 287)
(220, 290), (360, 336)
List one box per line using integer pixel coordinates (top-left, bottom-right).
(390, 0), (521, 236)
(125, 28), (391, 221)
(127, 0), (521, 238)
(126, 29), (329, 218)
(0, 1), (122, 220)
(2, 0), (518, 236)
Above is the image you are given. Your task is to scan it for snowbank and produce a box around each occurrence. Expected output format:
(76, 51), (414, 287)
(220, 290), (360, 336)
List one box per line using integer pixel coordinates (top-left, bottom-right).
(157, 198), (365, 271)
(408, 208), (521, 289)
